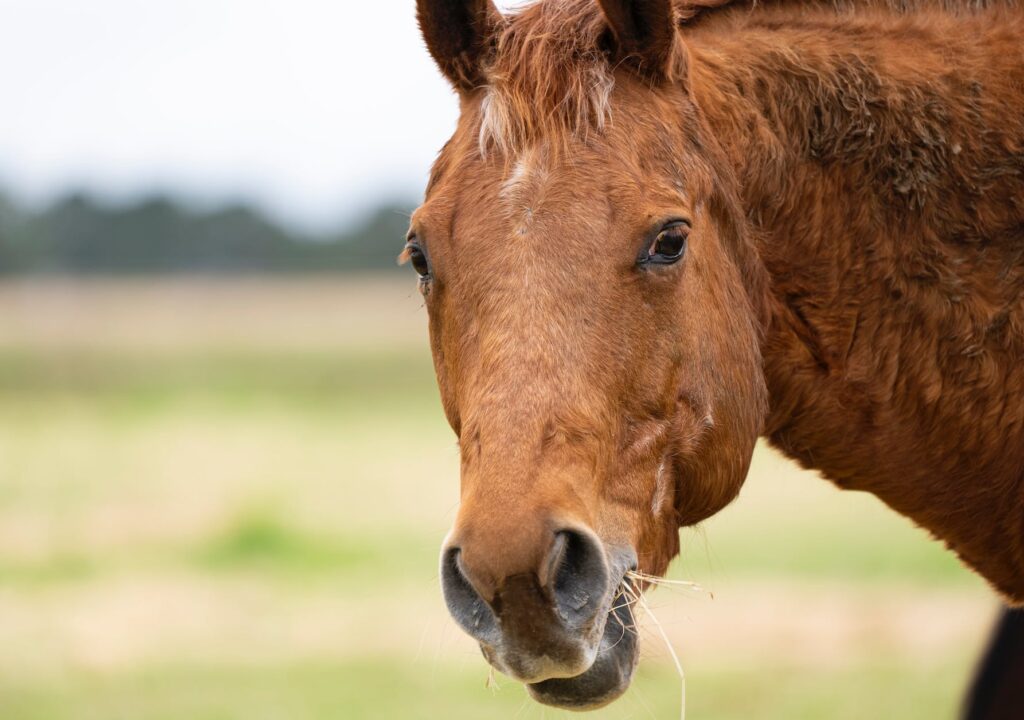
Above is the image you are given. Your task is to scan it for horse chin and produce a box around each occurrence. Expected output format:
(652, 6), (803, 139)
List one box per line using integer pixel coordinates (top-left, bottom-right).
(526, 596), (639, 711)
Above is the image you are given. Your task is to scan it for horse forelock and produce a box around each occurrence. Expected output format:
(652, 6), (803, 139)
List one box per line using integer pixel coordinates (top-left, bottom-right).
(478, 0), (615, 156)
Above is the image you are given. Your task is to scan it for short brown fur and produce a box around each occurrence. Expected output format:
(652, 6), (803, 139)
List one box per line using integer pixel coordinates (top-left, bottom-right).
(414, 0), (1024, 630)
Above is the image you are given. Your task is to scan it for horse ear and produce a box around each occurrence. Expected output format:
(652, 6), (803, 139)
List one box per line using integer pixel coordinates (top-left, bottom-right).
(417, 0), (503, 92)
(596, 0), (682, 81)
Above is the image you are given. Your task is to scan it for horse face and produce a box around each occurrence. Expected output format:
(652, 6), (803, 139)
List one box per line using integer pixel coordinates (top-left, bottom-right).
(410, 0), (767, 709)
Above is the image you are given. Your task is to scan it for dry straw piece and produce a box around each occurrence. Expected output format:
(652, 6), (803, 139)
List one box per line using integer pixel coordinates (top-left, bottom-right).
(624, 571), (696, 720)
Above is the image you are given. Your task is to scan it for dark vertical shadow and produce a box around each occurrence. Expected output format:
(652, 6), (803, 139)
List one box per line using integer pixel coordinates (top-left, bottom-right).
(963, 608), (1024, 720)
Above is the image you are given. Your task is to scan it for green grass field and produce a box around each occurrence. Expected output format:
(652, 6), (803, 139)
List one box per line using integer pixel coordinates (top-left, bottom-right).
(0, 277), (998, 719)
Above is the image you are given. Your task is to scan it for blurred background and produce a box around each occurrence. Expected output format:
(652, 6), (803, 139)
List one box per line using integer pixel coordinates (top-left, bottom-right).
(0, 1), (999, 718)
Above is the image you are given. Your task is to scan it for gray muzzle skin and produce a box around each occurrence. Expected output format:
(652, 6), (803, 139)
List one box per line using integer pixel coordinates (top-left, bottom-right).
(441, 531), (639, 710)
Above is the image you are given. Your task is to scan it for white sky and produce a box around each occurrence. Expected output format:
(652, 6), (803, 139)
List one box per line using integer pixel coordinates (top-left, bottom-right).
(0, 1), (521, 229)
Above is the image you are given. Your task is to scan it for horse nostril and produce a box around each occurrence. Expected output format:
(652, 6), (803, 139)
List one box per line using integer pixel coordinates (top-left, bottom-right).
(440, 547), (500, 643)
(549, 529), (610, 629)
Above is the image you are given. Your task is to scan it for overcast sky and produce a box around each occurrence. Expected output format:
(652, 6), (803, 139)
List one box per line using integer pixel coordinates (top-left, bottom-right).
(0, 1), (522, 229)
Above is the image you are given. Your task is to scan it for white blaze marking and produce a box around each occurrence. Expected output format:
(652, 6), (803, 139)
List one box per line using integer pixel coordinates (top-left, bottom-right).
(501, 154), (533, 200)
(499, 145), (548, 233)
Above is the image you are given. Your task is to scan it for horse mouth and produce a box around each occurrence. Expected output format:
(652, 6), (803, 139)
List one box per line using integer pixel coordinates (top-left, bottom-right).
(526, 590), (640, 710)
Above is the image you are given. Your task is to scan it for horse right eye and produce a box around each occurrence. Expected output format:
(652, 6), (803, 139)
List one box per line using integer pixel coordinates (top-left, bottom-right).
(639, 220), (690, 267)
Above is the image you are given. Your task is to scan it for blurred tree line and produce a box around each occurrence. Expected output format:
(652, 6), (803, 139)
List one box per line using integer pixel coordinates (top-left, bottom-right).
(0, 190), (414, 274)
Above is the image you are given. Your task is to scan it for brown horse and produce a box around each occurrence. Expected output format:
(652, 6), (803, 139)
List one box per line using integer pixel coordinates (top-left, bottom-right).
(408, 0), (1024, 710)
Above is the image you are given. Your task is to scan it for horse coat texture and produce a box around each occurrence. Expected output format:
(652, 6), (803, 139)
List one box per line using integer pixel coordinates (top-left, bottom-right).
(413, 0), (1024, 709)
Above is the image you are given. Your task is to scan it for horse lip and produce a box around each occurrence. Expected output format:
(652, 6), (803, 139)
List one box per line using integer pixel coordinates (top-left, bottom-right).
(525, 587), (640, 710)
(527, 551), (639, 709)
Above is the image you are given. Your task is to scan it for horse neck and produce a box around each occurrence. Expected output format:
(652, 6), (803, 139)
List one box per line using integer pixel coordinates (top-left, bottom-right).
(686, 5), (1022, 225)
(685, 6), (1024, 599)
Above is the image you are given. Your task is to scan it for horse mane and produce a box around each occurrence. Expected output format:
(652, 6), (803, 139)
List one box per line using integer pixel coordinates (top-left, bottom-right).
(678, 0), (1018, 22)
(477, 0), (1018, 154)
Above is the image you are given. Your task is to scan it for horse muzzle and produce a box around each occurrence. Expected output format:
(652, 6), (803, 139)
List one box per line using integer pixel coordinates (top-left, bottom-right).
(440, 526), (639, 710)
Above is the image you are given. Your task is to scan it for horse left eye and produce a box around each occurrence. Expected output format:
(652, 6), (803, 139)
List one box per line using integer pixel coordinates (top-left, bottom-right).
(404, 242), (431, 278)
(644, 222), (689, 265)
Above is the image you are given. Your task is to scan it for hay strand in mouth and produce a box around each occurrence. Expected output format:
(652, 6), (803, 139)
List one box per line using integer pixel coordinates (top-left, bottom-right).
(627, 570), (710, 597)
(624, 576), (687, 720)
